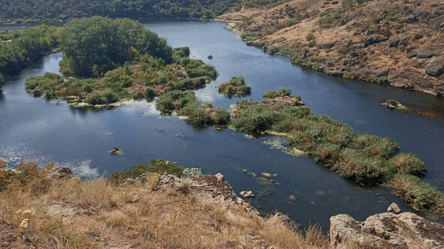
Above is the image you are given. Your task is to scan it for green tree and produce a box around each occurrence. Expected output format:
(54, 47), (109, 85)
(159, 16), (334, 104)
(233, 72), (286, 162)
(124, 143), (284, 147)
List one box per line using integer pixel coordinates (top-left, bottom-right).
(59, 17), (173, 78)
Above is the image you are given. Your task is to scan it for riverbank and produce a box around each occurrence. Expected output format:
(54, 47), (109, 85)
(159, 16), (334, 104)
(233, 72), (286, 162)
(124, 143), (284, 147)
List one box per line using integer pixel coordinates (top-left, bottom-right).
(1, 160), (443, 248)
(216, 0), (444, 97)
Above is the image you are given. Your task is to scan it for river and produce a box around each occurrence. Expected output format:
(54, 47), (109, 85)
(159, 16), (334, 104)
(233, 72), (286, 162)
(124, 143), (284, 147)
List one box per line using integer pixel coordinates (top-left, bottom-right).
(1, 21), (443, 230)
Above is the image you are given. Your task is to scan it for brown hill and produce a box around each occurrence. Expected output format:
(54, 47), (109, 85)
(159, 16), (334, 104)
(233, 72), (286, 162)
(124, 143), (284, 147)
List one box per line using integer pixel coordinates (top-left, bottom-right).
(217, 0), (444, 96)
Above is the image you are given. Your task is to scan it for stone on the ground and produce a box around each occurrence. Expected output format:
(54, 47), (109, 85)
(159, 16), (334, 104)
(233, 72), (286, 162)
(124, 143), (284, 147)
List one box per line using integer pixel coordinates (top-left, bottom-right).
(240, 191), (254, 198)
(387, 202), (401, 214)
(46, 166), (74, 180)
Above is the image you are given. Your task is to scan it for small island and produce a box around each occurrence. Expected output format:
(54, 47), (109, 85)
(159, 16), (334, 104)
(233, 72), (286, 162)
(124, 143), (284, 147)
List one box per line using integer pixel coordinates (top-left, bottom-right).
(217, 76), (251, 97)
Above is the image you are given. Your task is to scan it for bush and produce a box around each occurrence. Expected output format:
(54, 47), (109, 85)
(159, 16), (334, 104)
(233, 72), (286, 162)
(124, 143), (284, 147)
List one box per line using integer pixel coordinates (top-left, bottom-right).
(386, 174), (444, 214)
(307, 40), (317, 48)
(333, 148), (391, 185)
(388, 153), (426, 175)
(145, 87), (156, 98)
(84, 93), (105, 105)
(352, 134), (400, 159)
(263, 89), (292, 98)
(211, 107), (231, 125)
(217, 77), (251, 97)
(110, 159), (185, 183)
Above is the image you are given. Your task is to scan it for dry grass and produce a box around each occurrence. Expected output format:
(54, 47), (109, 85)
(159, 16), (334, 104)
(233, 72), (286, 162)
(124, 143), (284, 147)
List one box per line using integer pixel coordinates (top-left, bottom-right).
(0, 162), (334, 248)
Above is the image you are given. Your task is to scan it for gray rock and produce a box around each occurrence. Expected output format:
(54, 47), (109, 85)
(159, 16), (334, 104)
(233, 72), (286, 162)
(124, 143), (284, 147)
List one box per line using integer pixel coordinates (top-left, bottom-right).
(387, 202), (401, 214)
(322, 42), (335, 49)
(365, 29), (375, 36)
(215, 173), (225, 183)
(361, 36), (388, 48)
(417, 50), (435, 58)
(413, 34), (423, 40)
(330, 212), (444, 249)
(46, 166), (74, 180)
(389, 40), (399, 48)
(429, 15), (444, 31)
(405, 15), (418, 23)
(121, 178), (136, 186)
(425, 58), (444, 77)
(265, 212), (298, 233)
(240, 191), (254, 198)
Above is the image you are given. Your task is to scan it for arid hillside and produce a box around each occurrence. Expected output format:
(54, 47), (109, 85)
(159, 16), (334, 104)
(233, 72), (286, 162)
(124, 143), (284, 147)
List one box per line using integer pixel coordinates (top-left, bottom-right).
(218, 0), (444, 96)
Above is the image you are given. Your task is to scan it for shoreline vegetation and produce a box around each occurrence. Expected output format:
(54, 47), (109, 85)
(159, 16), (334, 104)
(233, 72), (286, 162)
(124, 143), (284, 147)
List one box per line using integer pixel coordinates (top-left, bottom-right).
(229, 89), (444, 217)
(0, 25), (61, 87)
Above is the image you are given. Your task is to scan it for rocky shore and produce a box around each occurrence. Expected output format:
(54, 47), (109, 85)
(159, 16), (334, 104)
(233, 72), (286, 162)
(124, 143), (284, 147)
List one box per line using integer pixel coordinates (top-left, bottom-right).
(2, 162), (444, 248)
(217, 0), (444, 96)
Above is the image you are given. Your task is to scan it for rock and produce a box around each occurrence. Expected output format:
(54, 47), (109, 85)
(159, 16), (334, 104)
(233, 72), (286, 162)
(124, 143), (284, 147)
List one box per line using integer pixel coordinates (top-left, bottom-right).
(405, 15), (418, 23)
(413, 34), (423, 40)
(387, 202), (400, 214)
(322, 42), (335, 49)
(407, 52), (417, 58)
(425, 58), (444, 77)
(153, 174), (185, 191)
(175, 132), (183, 137)
(389, 40), (399, 48)
(46, 166), (74, 180)
(110, 147), (121, 155)
(207, 55), (213, 59)
(0, 89), (3, 94)
(261, 172), (272, 178)
(215, 173), (225, 182)
(361, 36), (388, 48)
(240, 191), (254, 198)
(326, 71), (343, 77)
(330, 212), (444, 249)
(429, 15), (444, 31)
(365, 29), (375, 36)
(288, 195), (296, 201)
(265, 212), (298, 233)
(417, 50), (435, 59)
(120, 178), (136, 186)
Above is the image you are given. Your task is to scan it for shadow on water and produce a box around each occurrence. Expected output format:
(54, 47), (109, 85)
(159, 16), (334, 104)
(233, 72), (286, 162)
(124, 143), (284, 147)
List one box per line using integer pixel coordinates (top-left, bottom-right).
(0, 22), (443, 231)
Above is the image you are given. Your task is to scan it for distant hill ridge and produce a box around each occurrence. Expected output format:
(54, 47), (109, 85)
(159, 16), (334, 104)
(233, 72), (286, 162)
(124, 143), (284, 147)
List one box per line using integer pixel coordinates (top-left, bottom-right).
(0, 0), (239, 22)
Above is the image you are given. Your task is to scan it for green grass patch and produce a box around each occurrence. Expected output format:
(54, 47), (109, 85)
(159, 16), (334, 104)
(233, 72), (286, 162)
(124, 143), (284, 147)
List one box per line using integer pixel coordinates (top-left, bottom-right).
(218, 76), (251, 97)
(110, 159), (185, 183)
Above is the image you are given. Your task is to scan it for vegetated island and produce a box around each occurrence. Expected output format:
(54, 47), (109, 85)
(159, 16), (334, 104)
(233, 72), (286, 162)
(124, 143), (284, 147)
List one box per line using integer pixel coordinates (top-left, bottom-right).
(217, 0), (444, 96)
(217, 76), (252, 97)
(24, 17), (219, 109)
(229, 88), (444, 218)
(1, 157), (444, 248)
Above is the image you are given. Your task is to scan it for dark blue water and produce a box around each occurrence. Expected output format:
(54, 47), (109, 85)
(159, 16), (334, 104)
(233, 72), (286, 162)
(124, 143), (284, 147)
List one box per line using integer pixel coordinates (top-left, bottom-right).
(1, 21), (443, 230)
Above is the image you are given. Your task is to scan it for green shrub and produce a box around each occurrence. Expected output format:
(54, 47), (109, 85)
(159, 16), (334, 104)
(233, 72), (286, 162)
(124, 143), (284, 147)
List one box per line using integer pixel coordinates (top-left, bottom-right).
(306, 33), (315, 41)
(307, 40), (317, 48)
(211, 107), (231, 125)
(84, 93), (105, 105)
(110, 159), (185, 183)
(376, 76), (390, 85)
(338, 47), (348, 54)
(263, 89), (292, 98)
(218, 77), (251, 97)
(145, 87), (156, 98)
(386, 174), (444, 214)
(352, 134), (400, 159)
(240, 32), (262, 41)
(333, 148), (391, 185)
(388, 153), (426, 175)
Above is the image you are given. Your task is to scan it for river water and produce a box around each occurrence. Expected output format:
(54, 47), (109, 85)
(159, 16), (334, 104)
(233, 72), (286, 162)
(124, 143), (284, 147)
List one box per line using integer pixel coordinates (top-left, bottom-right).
(1, 21), (443, 230)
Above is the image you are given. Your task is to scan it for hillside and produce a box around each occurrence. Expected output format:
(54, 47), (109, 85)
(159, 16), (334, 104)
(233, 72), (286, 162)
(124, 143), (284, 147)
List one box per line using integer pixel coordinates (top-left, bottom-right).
(0, 0), (239, 22)
(217, 0), (444, 96)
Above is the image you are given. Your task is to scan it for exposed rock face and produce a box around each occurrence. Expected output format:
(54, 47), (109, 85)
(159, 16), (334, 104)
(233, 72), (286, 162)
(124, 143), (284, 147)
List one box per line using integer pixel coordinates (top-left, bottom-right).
(240, 191), (255, 198)
(46, 166), (74, 180)
(425, 58), (444, 78)
(265, 212), (298, 233)
(330, 212), (444, 249)
(429, 15), (444, 31)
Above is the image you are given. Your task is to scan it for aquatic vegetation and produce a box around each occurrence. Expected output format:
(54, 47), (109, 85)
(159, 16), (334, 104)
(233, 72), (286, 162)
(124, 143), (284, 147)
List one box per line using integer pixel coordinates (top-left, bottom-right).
(217, 76), (251, 97)
(231, 89), (444, 216)
(110, 159), (185, 183)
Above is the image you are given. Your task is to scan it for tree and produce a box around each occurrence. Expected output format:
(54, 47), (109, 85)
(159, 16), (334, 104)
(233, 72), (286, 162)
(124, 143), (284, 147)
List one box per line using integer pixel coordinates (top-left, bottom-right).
(59, 16), (173, 78)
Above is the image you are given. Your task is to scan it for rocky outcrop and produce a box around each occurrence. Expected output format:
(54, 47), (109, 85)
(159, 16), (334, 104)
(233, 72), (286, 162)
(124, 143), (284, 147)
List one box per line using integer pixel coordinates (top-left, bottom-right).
(46, 166), (74, 180)
(429, 15), (444, 31)
(425, 57), (444, 78)
(330, 211), (444, 249)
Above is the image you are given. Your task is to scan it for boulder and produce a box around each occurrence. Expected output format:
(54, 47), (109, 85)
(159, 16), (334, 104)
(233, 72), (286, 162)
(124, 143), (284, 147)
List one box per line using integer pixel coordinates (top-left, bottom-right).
(265, 212), (298, 233)
(46, 166), (74, 180)
(387, 202), (401, 214)
(153, 174), (186, 191)
(215, 173), (225, 183)
(417, 50), (435, 59)
(425, 58), (444, 78)
(322, 42), (335, 49)
(240, 191), (254, 198)
(361, 36), (388, 48)
(429, 15), (444, 31)
(330, 212), (444, 249)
